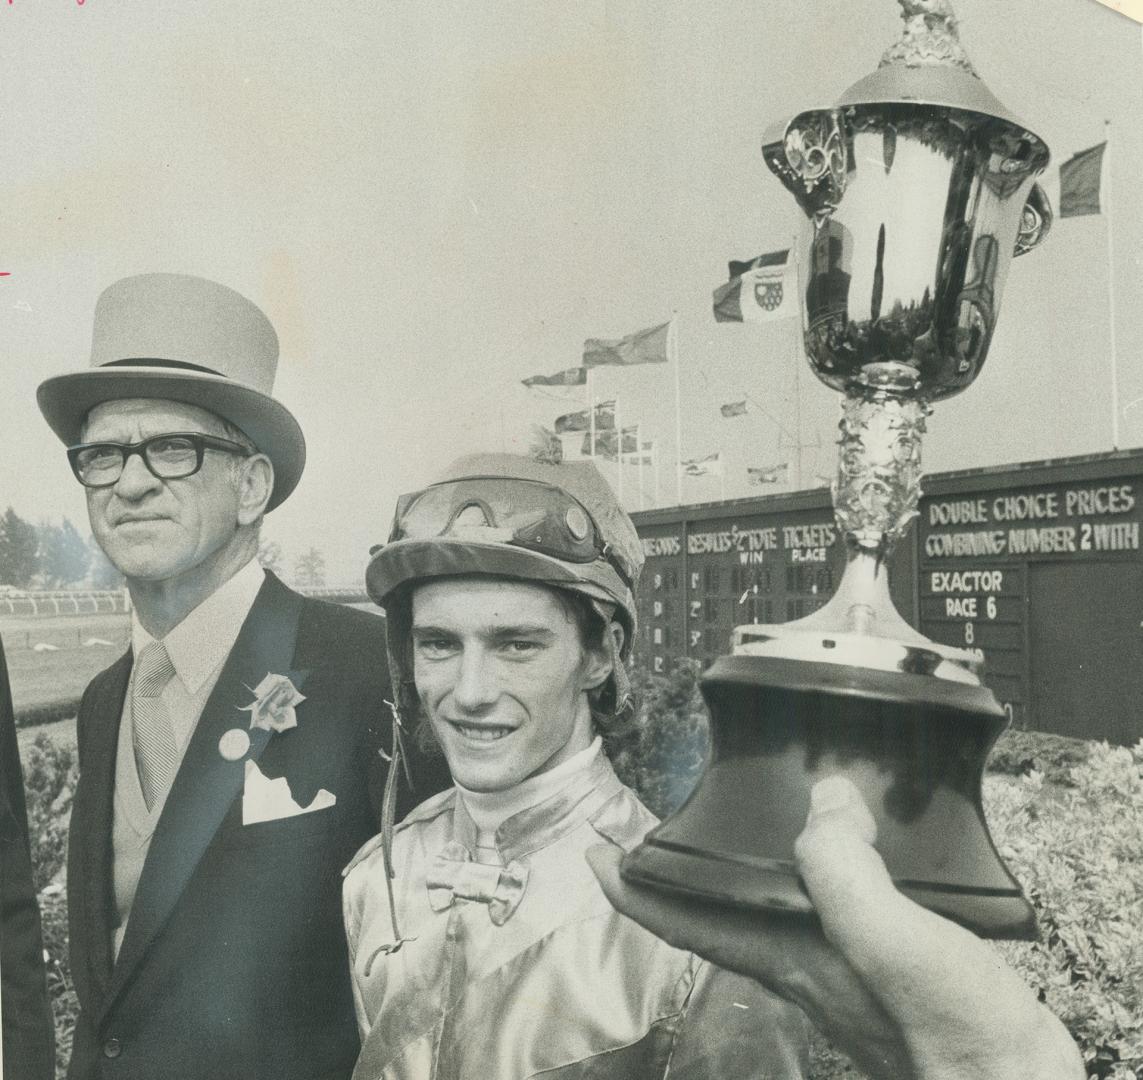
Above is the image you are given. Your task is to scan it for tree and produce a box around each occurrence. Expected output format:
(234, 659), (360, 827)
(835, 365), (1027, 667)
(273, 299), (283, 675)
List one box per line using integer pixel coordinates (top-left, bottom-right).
(37, 518), (92, 587)
(611, 660), (711, 819)
(87, 535), (124, 589)
(0, 507), (40, 587)
(257, 538), (285, 578)
(293, 547), (326, 589)
(529, 425), (564, 465)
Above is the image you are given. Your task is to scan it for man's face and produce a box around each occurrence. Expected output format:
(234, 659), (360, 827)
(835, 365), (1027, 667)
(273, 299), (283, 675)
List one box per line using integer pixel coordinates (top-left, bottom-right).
(411, 578), (607, 793)
(82, 398), (246, 584)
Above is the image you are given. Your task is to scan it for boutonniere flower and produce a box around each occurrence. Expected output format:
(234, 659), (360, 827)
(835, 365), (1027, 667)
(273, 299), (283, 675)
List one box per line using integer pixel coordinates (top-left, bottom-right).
(241, 673), (306, 734)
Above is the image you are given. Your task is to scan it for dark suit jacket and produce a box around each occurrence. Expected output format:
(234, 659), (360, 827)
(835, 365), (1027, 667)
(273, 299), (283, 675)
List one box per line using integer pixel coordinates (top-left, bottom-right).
(66, 572), (450, 1080)
(1, 641), (56, 1080)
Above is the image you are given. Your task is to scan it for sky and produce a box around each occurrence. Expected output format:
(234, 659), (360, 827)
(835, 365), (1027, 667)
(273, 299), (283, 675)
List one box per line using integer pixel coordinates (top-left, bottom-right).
(2, 0), (1141, 584)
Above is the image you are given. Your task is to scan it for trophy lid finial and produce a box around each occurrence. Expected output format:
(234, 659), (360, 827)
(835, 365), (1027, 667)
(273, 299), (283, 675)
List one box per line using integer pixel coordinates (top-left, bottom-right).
(880, 0), (977, 76)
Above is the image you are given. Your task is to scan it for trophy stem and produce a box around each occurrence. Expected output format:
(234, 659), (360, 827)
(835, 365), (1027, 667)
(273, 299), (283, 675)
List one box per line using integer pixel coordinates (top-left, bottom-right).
(797, 541), (924, 643)
(731, 366), (983, 682)
(807, 367), (932, 642)
(834, 365), (929, 553)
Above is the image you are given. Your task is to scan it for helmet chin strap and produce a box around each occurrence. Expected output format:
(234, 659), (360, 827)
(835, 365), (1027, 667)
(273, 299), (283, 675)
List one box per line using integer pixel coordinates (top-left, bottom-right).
(604, 618), (631, 716)
(578, 596), (631, 718)
(372, 694), (417, 956)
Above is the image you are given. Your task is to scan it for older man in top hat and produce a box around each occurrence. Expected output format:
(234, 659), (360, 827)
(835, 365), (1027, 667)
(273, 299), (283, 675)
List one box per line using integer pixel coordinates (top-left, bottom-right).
(36, 273), (449, 1080)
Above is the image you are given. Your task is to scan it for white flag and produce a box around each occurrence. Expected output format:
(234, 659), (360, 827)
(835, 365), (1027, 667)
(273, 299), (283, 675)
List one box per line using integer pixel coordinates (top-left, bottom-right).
(680, 452), (723, 477)
(747, 462), (789, 485)
(713, 250), (796, 324)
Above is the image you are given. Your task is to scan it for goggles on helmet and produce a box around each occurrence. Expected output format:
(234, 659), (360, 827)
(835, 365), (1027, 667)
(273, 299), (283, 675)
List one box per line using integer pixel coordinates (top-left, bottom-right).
(388, 476), (636, 590)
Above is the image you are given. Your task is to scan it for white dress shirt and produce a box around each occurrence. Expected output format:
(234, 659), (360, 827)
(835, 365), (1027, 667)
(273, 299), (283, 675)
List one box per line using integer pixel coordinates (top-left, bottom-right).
(111, 557), (266, 956)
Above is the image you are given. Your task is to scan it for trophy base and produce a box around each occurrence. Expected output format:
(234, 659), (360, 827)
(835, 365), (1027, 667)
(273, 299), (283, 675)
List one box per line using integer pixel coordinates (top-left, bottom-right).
(621, 653), (1036, 941)
(622, 838), (1036, 940)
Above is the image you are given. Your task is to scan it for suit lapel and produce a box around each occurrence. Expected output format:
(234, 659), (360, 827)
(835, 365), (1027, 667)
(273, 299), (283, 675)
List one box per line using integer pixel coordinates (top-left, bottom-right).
(100, 574), (304, 1018)
(73, 652), (132, 1004)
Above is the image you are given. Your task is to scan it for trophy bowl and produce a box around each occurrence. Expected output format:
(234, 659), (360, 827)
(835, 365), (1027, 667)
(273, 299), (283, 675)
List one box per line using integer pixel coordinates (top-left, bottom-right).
(622, 0), (1050, 939)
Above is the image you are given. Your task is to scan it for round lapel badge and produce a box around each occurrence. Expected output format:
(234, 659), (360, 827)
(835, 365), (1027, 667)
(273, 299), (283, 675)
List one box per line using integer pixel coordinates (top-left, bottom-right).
(219, 728), (251, 762)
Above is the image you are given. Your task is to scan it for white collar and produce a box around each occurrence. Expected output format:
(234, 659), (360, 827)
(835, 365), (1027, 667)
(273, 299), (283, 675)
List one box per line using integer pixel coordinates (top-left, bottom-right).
(131, 559), (266, 695)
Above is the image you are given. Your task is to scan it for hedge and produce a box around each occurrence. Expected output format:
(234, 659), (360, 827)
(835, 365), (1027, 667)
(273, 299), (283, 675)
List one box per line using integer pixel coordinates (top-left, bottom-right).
(14, 698), (80, 731)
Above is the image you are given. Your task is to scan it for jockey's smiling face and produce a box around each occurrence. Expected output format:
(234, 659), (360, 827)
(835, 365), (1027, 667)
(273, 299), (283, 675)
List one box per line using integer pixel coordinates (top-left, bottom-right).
(411, 578), (612, 793)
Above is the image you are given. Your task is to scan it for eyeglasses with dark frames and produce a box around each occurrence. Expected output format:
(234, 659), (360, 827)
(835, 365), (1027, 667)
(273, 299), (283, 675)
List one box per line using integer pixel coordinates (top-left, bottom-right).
(67, 432), (255, 489)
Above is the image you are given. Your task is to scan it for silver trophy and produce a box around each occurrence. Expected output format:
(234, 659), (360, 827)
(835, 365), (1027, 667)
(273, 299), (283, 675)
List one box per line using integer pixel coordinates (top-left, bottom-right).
(623, 0), (1051, 938)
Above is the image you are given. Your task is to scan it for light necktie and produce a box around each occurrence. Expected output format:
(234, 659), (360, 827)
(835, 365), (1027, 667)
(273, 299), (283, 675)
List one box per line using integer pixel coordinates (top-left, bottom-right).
(132, 640), (178, 811)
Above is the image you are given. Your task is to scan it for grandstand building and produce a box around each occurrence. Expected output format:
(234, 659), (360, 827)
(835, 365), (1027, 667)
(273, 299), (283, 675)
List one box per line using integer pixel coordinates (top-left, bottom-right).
(631, 449), (1143, 745)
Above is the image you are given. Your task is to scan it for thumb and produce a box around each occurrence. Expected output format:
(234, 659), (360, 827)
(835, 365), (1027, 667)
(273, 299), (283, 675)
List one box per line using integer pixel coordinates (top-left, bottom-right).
(805, 775), (878, 844)
(794, 777), (899, 944)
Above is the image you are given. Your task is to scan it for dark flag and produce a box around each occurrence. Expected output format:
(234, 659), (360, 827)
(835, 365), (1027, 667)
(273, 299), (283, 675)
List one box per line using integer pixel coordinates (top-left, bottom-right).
(713, 250), (793, 323)
(1059, 143), (1106, 218)
(720, 400), (748, 418)
(554, 400), (615, 434)
(583, 321), (670, 367)
(522, 367), (588, 388)
(581, 426), (638, 461)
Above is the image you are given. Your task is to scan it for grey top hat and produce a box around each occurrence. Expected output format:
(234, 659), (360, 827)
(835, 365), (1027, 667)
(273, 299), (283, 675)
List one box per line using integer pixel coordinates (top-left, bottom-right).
(36, 273), (306, 510)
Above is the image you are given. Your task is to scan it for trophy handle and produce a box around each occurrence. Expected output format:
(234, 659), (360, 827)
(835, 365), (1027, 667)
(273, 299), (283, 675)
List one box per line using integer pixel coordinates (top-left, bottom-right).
(1014, 182), (1052, 256)
(762, 109), (850, 220)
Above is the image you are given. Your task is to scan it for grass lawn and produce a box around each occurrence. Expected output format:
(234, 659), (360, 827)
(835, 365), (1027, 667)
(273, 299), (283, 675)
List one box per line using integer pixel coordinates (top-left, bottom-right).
(2, 612), (128, 712)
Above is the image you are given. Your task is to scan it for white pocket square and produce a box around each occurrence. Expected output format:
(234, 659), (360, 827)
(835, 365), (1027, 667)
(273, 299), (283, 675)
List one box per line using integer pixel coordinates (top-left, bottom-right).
(242, 760), (337, 825)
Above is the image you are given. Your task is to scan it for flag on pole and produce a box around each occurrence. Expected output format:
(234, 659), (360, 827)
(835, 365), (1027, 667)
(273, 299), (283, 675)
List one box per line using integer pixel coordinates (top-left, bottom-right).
(583, 321), (671, 368)
(522, 367), (588, 388)
(1059, 143), (1106, 218)
(713, 250), (795, 323)
(747, 462), (789, 485)
(612, 437), (656, 466)
(680, 452), (723, 477)
(581, 426), (639, 461)
(554, 400), (615, 434)
(720, 400), (748, 418)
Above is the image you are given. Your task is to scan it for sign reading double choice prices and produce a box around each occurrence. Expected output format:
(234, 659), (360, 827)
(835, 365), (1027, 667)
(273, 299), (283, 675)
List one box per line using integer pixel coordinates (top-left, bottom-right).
(918, 477), (1143, 729)
(922, 482), (1138, 560)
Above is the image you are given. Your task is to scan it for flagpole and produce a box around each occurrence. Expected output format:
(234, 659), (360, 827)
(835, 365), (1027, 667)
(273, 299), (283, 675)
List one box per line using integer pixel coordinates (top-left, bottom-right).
(653, 441), (661, 506)
(671, 312), (683, 505)
(744, 392), (797, 443)
(1104, 118), (1121, 450)
(588, 368), (596, 461)
(719, 459), (726, 501)
(793, 336), (803, 488)
(637, 423), (646, 510)
(615, 396), (624, 505)
(791, 243), (804, 488)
